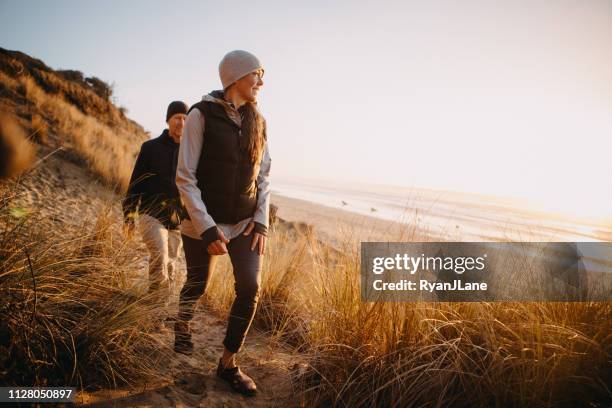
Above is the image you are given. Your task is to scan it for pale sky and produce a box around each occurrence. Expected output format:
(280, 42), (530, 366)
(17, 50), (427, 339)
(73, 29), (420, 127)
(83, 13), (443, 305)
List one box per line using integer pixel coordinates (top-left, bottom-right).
(1, 0), (611, 221)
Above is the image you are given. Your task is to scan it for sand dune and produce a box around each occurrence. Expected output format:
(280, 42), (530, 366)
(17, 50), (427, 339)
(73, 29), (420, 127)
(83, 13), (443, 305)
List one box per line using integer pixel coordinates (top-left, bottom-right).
(8, 145), (305, 407)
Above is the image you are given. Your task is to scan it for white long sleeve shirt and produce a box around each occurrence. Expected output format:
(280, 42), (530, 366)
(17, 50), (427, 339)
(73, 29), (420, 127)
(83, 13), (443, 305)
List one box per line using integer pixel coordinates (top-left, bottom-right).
(176, 94), (272, 241)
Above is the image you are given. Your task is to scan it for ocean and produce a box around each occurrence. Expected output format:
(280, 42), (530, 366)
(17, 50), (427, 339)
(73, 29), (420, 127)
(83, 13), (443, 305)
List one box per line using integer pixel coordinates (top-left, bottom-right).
(271, 179), (611, 242)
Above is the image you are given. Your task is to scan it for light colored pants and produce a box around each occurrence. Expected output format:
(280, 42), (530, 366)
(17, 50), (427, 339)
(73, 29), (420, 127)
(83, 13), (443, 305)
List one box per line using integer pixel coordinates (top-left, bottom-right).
(138, 214), (183, 295)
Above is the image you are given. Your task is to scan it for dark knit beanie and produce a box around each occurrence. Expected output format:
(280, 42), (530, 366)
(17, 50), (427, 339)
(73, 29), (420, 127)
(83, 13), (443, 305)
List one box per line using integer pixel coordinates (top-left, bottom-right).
(166, 101), (188, 122)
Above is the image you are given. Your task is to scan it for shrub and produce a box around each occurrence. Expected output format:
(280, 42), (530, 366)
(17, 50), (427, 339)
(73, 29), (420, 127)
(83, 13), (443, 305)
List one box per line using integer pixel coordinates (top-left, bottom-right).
(85, 76), (113, 101)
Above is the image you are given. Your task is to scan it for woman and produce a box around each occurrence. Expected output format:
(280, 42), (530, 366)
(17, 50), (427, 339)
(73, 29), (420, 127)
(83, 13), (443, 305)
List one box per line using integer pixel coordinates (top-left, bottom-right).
(175, 50), (271, 396)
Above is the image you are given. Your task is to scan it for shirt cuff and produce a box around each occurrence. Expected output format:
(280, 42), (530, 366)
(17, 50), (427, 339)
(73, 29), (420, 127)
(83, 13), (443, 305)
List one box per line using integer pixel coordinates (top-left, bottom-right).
(253, 221), (268, 236)
(201, 225), (220, 248)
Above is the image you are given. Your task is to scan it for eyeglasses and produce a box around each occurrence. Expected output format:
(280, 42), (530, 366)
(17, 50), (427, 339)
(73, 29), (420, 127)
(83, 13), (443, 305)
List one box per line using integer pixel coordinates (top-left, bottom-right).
(253, 69), (264, 80)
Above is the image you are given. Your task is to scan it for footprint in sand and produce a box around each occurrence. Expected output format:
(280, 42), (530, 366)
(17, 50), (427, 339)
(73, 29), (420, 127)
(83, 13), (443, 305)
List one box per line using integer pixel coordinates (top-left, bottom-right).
(174, 371), (208, 396)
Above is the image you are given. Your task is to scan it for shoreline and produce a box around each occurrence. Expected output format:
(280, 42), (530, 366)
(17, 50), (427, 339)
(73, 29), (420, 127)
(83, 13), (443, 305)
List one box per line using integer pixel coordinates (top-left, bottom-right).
(271, 193), (433, 244)
(271, 192), (612, 243)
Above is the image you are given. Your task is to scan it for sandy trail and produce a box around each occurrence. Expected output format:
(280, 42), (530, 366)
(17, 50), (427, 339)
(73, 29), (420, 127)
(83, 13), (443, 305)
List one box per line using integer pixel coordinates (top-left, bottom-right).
(77, 307), (301, 407)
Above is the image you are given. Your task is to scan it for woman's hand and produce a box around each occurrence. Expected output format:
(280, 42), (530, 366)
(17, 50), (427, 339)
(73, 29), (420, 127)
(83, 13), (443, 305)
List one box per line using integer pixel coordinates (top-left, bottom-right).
(207, 227), (229, 255)
(243, 222), (266, 255)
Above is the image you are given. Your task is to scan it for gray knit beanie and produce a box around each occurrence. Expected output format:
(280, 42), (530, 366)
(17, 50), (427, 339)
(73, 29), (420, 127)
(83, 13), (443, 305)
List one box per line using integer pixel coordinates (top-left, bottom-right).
(219, 50), (263, 90)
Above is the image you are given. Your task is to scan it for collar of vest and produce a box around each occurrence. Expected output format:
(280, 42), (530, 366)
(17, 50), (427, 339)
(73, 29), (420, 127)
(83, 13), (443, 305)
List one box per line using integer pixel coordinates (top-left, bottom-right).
(200, 90), (242, 128)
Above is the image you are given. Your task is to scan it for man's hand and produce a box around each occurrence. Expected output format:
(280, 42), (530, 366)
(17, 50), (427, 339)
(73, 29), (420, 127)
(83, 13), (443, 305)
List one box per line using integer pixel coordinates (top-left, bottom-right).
(207, 227), (229, 255)
(243, 221), (266, 255)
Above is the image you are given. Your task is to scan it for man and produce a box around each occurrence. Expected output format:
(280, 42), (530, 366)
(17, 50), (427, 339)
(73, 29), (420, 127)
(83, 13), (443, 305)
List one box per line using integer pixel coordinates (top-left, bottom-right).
(123, 101), (188, 300)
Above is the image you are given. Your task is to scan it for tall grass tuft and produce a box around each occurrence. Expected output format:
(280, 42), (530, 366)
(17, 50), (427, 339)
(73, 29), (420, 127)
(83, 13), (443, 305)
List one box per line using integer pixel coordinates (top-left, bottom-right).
(0, 181), (172, 390)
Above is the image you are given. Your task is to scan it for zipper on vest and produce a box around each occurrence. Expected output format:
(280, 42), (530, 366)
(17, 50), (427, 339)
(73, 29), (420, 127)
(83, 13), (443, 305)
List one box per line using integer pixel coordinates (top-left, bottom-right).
(232, 127), (242, 220)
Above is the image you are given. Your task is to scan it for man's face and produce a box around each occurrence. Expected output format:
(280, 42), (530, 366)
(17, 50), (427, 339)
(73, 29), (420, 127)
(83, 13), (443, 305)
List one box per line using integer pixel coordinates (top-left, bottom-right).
(167, 113), (186, 142)
(234, 69), (264, 103)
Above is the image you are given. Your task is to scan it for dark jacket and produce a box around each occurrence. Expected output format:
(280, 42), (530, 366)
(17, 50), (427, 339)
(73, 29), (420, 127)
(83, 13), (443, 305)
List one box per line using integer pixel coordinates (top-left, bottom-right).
(123, 129), (186, 229)
(187, 97), (263, 225)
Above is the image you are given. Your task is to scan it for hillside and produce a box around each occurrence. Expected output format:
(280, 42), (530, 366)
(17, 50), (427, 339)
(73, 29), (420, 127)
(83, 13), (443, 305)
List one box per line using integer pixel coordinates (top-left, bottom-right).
(0, 46), (148, 191)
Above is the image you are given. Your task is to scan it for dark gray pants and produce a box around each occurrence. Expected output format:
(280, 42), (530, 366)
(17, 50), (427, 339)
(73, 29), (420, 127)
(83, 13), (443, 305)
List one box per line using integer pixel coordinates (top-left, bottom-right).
(178, 232), (262, 354)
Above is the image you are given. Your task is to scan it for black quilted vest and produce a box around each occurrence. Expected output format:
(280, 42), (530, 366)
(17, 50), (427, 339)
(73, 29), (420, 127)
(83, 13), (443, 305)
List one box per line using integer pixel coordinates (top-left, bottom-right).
(188, 99), (261, 224)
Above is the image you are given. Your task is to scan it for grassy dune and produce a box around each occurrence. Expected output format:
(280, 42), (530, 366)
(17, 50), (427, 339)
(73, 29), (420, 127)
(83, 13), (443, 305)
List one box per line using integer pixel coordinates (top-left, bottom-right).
(0, 47), (609, 407)
(0, 47), (147, 192)
(0, 47), (165, 391)
(203, 227), (612, 407)
(2, 176), (609, 406)
(0, 185), (172, 390)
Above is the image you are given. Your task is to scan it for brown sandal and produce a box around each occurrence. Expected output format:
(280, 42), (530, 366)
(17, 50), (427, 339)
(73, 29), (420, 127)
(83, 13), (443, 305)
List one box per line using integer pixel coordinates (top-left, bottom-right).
(216, 358), (257, 396)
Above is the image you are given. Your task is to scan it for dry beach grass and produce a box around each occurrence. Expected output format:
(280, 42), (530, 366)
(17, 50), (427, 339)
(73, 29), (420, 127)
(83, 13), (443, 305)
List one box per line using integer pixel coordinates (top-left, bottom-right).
(2, 171), (610, 406)
(0, 180), (172, 390)
(205, 216), (612, 407)
(0, 47), (147, 192)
